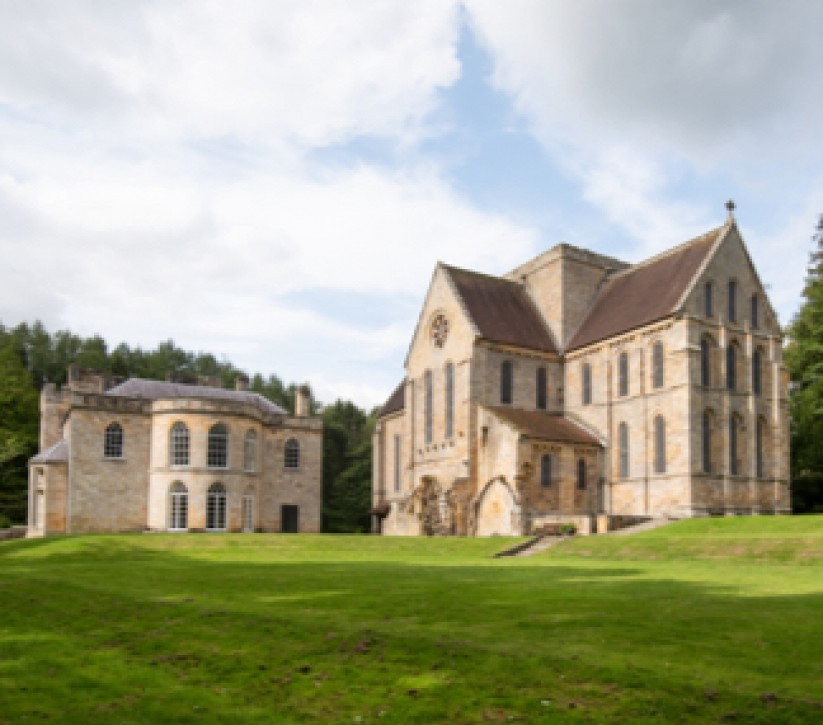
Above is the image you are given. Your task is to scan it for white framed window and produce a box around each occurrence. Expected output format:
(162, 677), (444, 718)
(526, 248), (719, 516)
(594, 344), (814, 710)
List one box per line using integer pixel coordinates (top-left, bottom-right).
(206, 483), (227, 531)
(244, 429), (257, 472)
(242, 490), (255, 533)
(170, 422), (190, 466)
(169, 481), (188, 531)
(104, 422), (123, 459)
(208, 423), (228, 468)
(284, 438), (300, 469)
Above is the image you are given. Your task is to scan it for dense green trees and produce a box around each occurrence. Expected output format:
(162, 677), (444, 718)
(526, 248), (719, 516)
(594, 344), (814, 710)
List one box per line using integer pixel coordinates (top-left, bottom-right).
(0, 321), (372, 528)
(785, 215), (823, 512)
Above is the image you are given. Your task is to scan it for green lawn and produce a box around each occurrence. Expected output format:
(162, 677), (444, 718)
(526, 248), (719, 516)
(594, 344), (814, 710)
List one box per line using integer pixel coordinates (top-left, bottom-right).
(1, 519), (822, 724)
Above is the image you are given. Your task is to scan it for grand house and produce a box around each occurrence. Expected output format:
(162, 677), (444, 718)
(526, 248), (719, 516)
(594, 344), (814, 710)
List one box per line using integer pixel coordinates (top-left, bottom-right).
(28, 366), (322, 535)
(372, 204), (790, 536)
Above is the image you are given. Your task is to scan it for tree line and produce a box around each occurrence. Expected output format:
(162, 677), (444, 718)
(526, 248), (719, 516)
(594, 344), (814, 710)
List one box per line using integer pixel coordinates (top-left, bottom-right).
(0, 322), (376, 530)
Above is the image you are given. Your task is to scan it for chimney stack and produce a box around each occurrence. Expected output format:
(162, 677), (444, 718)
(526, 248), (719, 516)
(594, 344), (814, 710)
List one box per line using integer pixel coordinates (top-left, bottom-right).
(235, 374), (249, 392)
(295, 384), (311, 417)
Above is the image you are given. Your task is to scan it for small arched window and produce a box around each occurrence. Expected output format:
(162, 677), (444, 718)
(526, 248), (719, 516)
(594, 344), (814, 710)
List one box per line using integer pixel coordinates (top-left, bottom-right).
(206, 483), (227, 531)
(168, 481), (188, 531)
(536, 366), (547, 410)
(244, 429), (257, 472)
(104, 422), (123, 459)
(582, 362), (592, 405)
(704, 282), (714, 317)
(577, 458), (587, 490)
(619, 422), (629, 478)
(654, 416), (666, 474)
(618, 352), (629, 397)
(170, 422), (190, 466)
(284, 438), (300, 469)
(751, 295), (759, 329)
(208, 423), (228, 468)
(726, 343), (737, 391)
(752, 348), (762, 396)
(540, 454), (552, 487)
(756, 417), (766, 478)
(728, 280), (737, 323)
(702, 411), (712, 473)
(500, 360), (513, 405)
(729, 415), (740, 475)
(445, 362), (454, 438)
(652, 342), (664, 389)
(424, 369), (433, 444)
(700, 337), (711, 387)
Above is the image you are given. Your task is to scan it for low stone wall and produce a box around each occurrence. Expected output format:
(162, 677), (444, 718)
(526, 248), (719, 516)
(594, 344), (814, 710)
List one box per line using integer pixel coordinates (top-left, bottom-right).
(0, 526), (28, 541)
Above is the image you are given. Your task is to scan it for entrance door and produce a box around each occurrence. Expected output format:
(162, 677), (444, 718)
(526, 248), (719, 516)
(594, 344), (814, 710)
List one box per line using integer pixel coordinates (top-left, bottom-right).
(281, 504), (299, 533)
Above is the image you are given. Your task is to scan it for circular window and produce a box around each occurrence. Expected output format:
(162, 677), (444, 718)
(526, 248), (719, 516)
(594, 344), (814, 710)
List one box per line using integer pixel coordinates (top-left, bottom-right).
(431, 314), (449, 348)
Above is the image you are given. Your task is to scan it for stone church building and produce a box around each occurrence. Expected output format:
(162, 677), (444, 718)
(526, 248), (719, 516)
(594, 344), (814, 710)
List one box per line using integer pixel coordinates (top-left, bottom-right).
(372, 205), (790, 536)
(28, 366), (322, 535)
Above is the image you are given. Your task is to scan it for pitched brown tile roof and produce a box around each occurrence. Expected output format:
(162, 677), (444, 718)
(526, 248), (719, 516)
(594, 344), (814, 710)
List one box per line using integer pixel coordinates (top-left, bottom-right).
(106, 379), (287, 415)
(31, 438), (69, 464)
(380, 380), (405, 417)
(566, 225), (725, 351)
(444, 265), (556, 353)
(487, 406), (602, 446)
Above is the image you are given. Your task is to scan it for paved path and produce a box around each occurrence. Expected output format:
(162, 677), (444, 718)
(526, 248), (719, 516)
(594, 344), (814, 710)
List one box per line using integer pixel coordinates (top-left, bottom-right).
(607, 517), (676, 536)
(512, 535), (569, 556)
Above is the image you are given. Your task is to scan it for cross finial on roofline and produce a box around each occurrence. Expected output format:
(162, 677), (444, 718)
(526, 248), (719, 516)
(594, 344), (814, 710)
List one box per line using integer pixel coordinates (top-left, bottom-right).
(726, 199), (736, 221)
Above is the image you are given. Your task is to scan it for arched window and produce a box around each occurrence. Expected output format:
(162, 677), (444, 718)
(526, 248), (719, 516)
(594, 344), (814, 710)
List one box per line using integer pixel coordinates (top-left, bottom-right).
(752, 348), (762, 396)
(284, 438), (300, 469)
(206, 483), (227, 532)
(104, 422), (123, 459)
(577, 458), (587, 490)
(702, 411), (712, 473)
(654, 416), (666, 474)
(424, 369), (433, 444)
(618, 352), (629, 397)
(208, 423), (228, 468)
(394, 434), (401, 492)
(726, 343), (737, 391)
(619, 422), (629, 478)
(700, 337), (711, 387)
(751, 295), (759, 329)
(582, 362), (592, 405)
(540, 454), (552, 487)
(445, 362), (454, 438)
(536, 366), (547, 410)
(728, 280), (737, 323)
(170, 422), (189, 466)
(500, 360), (513, 404)
(652, 342), (664, 389)
(756, 418), (766, 478)
(168, 481), (188, 531)
(729, 415), (740, 475)
(704, 282), (714, 317)
(242, 487), (255, 533)
(244, 429), (257, 472)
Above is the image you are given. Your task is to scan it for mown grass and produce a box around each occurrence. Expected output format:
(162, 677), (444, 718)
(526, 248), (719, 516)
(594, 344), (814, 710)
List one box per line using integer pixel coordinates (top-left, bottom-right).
(1, 518), (822, 724)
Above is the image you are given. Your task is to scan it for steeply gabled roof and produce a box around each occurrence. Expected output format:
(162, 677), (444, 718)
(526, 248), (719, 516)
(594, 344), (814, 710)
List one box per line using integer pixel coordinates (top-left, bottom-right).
(380, 380), (405, 417)
(487, 406), (602, 446)
(31, 438), (69, 464)
(566, 224), (726, 351)
(443, 265), (557, 353)
(106, 379), (287, 416)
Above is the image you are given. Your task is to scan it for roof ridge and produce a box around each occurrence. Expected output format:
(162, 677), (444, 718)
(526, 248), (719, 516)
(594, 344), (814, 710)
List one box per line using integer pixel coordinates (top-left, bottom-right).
(442, 262), (521, 286)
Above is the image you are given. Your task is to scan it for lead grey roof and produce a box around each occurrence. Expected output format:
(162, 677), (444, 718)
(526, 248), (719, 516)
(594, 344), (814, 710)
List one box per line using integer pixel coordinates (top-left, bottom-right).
(106, 379), (287, 415)
(31, 438), (69, 464)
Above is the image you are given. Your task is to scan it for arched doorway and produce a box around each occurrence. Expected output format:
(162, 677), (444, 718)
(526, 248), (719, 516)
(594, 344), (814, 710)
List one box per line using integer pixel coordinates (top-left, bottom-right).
(474, 478), (520, 536)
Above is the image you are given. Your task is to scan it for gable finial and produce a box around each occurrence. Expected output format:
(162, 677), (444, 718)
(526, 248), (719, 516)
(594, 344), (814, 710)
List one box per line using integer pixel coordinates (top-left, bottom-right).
(725, 199), (736, 221)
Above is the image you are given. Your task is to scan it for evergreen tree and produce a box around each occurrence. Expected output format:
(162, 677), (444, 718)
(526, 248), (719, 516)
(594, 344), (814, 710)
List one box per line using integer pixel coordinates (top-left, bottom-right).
(785, 214), (823, 512)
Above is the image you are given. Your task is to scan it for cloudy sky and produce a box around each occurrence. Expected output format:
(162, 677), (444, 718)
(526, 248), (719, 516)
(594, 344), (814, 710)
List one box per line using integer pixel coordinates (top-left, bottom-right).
(1, 1), (821, 408)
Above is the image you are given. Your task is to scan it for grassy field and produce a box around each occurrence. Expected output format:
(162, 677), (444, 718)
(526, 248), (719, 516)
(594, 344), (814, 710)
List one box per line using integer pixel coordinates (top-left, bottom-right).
(1, 518), (822, 724)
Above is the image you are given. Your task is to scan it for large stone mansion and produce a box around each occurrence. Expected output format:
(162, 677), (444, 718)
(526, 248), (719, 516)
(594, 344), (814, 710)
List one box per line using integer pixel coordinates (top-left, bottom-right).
(28, 367), (322, 535)
(372, 204), (790, 536)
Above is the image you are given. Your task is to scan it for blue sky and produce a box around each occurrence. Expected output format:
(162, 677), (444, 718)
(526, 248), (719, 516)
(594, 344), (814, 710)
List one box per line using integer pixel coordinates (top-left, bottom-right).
(1, 1), (821, 408)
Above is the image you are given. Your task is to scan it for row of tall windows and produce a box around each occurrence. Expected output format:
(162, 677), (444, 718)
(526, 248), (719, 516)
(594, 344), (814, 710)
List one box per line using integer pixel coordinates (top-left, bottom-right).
(616, 416), (668, 477)
(498, 361), (550, 408)
(581, 342), (665, 405)
(701, 412), (768, 477)
(705, 281), (760, 328)
(168, 481), (256, 532)
(538, 454), (587, 490)
(700, 337), (765, 394)
(424, 363), (456, 444)
(167, 422), (300, 470)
